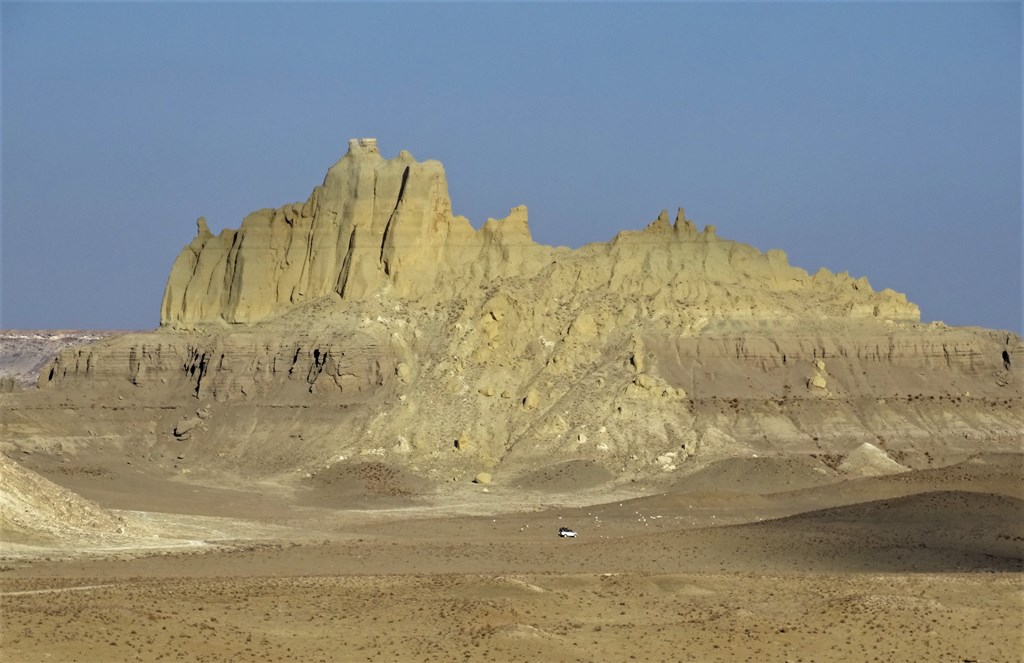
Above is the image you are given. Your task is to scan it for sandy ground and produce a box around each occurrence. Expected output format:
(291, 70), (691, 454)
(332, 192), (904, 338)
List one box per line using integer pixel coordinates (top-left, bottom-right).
(2, 451), (1022, 662)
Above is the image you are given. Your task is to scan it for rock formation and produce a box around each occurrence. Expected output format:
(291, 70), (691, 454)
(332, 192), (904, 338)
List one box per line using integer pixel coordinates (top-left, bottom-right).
(0, 331), (116, 389)
(7, 138), (1021, 485)
(161, 138), (918, 327)
(0, 452), (134, 544)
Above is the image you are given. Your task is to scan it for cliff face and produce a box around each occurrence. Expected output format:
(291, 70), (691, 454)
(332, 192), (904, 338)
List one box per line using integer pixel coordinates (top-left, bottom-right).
(12, 139), (1020, 481)
(163, 139), (454, 323)
(160, 139), (919, 327)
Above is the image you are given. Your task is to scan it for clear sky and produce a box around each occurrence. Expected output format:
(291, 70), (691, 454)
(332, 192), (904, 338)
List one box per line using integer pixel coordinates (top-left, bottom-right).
(2, 2), (1021, 333)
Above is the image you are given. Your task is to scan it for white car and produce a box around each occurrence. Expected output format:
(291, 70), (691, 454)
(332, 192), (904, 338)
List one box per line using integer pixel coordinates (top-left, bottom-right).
(558, 527), (577, 538)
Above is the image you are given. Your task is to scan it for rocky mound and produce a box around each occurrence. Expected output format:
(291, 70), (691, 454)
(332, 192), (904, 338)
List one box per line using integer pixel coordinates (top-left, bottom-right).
(10, 138), (1022, 485)
(0, 452), (132, 545)
(837, 442), (909, 477)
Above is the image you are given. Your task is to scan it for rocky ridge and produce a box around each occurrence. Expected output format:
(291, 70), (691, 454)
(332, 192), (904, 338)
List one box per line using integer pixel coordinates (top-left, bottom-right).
(9, 139), (1021, 485)
(161, 138), (918, 328)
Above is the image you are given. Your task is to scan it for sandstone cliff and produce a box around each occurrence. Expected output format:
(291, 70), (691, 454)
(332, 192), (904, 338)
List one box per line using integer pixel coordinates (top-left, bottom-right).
(10, 139), (1020, 485)
(162, 138), (544, 325)
(161, 138), (919, 328)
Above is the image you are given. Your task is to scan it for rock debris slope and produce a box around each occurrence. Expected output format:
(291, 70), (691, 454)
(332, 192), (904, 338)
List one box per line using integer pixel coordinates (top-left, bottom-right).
(17, 138), (1023, 482)
(0, 452), (134, 545)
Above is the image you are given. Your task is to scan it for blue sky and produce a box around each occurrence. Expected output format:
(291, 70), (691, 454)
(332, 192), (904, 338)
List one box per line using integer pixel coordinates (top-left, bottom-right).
(2, 2), (1021, 332)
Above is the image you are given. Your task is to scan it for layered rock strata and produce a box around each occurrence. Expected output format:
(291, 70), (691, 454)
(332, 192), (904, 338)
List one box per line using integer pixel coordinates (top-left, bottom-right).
(161, 138), (918, 327)
(9, 139), (1020, 481)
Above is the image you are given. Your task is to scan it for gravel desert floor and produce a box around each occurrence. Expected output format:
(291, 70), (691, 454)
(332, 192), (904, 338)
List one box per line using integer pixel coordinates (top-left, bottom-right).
(2, 451), (1022, 662)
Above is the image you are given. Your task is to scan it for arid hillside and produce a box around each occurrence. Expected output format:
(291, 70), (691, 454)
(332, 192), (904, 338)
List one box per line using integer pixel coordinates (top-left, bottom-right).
(0, 331), (121, 390)
(4, 139), (1018, 488)
(1, 138), (1021, 663)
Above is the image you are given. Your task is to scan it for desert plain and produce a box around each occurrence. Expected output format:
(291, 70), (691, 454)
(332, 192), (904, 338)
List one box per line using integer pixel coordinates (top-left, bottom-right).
(2, 140), (1022, 661)
(1, 443), (1022, 662)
